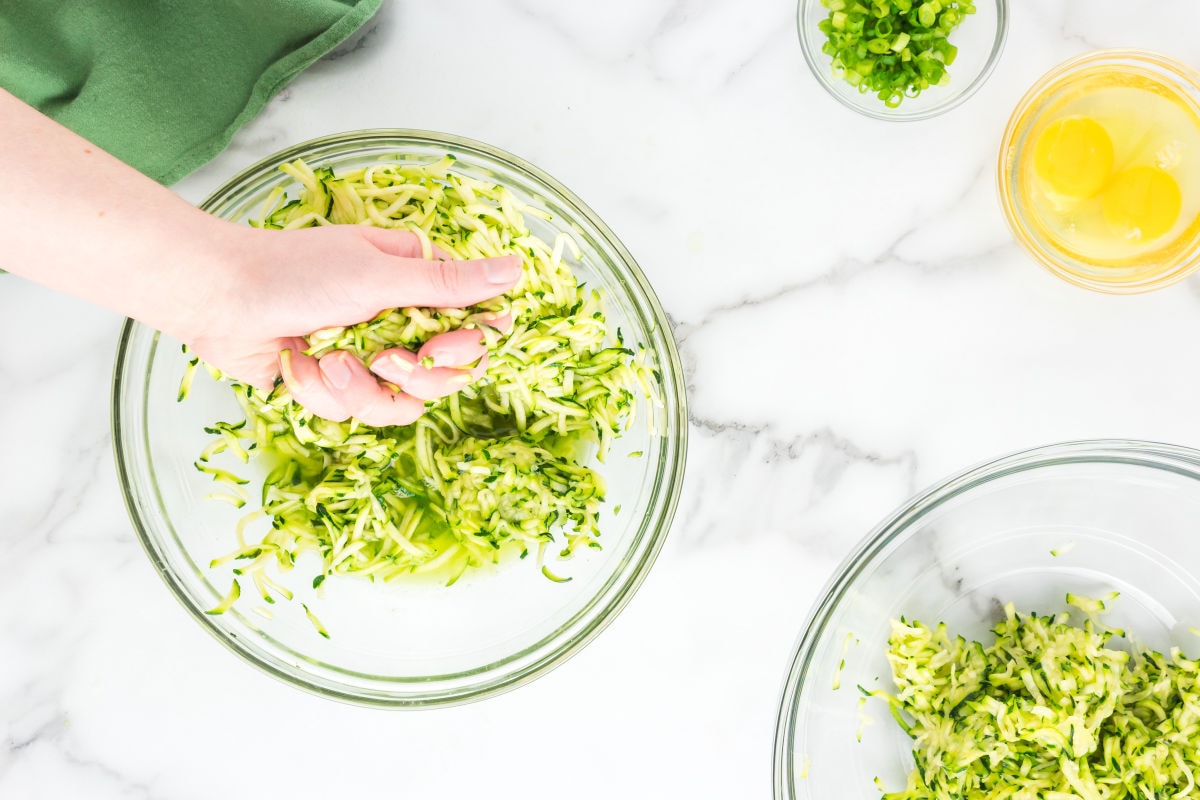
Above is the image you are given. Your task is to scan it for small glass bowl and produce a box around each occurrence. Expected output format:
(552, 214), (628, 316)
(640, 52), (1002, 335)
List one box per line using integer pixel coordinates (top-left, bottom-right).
(998, 50), (1200, 293)
(797, 0), (1008, 121)
(774, 440), (1200, 799)
(112, 130), (688, 707)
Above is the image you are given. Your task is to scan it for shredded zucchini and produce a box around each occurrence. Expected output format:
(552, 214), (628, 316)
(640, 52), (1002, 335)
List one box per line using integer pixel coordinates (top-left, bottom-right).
(833, 631), (857, 690)
(301, 603), (330, 640)
(205, 579), (241, 615)
(187, 155), (657, 621)
(872, 598), (1200, 799)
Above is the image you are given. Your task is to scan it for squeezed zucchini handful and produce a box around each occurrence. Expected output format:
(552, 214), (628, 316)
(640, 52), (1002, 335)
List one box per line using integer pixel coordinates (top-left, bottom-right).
(187, 156), (657, 609)
(874, 597), (1200, 799)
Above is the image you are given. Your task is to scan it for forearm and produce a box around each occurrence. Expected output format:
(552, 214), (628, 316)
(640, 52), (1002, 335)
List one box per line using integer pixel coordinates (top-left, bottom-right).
(0, 88), (245, 337)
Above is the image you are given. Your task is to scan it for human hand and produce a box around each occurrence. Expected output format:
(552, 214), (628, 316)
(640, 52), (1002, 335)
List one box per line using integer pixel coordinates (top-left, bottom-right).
(178, 224), (520, 426)
(0, 89), (516, 424)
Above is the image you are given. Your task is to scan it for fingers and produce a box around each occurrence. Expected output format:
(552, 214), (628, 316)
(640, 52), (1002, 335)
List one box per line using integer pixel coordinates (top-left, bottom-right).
(354, 226), (455, 261)
(399, 255), (522, 308)
(279, 337), (489, 424)
(279, 348), (352, 421)
(370, 314), (508, 397)
(186, 337), (288, 392)
(369, 349), (474, 401)
(278, 318), (501, 424)
(409, 314), (510, 371)
(345, 381), (427, 429)
(418, 328), (488, 368)
(279, 348), (425, 427)
(358, 227), (523, 308)
(357, 228), (430, 259)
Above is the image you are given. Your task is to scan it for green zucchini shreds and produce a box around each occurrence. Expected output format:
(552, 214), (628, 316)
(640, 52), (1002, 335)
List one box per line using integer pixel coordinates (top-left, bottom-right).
(301, 603), (330, 639)
(204, 490), (247, 509)
(873, 598), (1200, 799)
(833, 631), (857, 690)
(540, 565), (573, 584)
(855, 694), (873, 743)
(188, 155), (657, 622)
(177, 357), (199, 402)
(1050, 541), (1076, 557)
(205, 579), (241, 615)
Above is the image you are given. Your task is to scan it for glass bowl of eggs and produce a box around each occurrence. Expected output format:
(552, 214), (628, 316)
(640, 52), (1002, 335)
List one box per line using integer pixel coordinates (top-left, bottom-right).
(998, 49), (1200, 293)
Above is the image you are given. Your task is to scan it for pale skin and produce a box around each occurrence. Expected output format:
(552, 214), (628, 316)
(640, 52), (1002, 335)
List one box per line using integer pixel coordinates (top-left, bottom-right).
(0, 87), (521, 426)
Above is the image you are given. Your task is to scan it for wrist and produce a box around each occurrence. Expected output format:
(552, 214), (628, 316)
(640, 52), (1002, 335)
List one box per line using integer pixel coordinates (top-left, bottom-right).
(147, 215), (259, 344)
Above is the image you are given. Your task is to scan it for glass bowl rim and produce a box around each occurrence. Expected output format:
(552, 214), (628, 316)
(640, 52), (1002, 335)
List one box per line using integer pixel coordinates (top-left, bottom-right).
(771, 437), (1200, 798)
(111, 127), (690, 708)
(996, 48), (1200, 294)
(796, 0), (1010, 122)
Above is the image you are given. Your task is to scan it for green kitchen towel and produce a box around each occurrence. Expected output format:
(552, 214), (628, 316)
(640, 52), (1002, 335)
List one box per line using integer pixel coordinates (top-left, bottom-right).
(0, 0), (382, 184)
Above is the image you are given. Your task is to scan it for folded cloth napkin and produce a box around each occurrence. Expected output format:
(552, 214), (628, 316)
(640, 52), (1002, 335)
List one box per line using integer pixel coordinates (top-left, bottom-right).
(0, 0), (381, 184)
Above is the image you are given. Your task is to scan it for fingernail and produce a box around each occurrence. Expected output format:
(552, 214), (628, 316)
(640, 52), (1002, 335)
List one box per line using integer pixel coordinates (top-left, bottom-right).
(385, 353), (414, 373)
(279, 350), (296, 382)
(322, 355), (353, 389)
(485, 256), (521, 285)
(447, 373), (472, 389)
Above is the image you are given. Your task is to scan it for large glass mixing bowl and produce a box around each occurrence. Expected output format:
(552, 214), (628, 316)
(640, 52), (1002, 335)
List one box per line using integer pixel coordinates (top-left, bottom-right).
(112, 130), (687, 707)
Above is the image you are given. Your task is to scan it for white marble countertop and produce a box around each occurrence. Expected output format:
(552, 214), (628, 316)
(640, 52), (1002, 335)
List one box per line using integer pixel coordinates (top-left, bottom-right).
(6, 1), (1200, 797)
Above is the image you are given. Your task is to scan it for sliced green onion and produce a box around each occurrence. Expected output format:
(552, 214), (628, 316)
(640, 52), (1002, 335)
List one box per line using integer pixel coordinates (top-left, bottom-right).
(817, 0), (976, 107)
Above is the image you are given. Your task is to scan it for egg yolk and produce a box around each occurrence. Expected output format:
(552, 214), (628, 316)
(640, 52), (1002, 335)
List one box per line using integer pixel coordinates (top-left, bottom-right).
(1101, 165), (1182, 241)
(1033, 116), (1114, 198)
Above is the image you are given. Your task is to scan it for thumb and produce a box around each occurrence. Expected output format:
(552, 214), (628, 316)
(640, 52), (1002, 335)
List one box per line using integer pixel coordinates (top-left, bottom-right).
(359, 227), (522, 308)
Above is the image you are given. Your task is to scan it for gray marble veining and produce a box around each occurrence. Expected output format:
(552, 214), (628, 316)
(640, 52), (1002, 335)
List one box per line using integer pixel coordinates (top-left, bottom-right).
(6, 1), (1200, 797)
